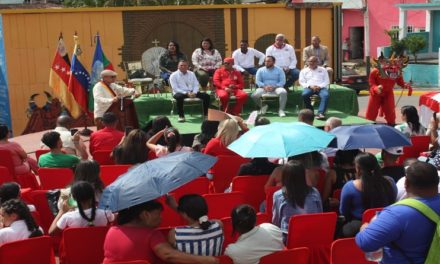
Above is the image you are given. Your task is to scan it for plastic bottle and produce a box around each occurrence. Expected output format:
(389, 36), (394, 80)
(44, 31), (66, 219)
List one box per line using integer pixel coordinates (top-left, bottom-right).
(295, 105), (299, 115)
(365, 248), (383, 262)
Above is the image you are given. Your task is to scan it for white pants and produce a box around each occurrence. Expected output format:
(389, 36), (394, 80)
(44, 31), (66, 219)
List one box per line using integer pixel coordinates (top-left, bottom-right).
(251, 87), (287, 111)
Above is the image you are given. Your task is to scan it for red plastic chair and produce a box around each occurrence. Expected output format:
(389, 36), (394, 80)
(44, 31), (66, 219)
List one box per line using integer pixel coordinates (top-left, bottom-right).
(316, 169), (327, 195)
(0, 149), (39, 189)
(60, 226), (110, 264)
(216, 256), (234, 264)
(287, 212), (338, 264)
(332, 189), (342, 201)
(362, 207), (384, 224)
(147, 150), (158, 161)
(157, 195), (185, 227)
(331, 238), (375, 264)
(170, 177), (210, 201)
(209, 155), (251, 193)
(27, 190), (56, 234)
(397, 135), (430, 165)
(231, 175), (269, 210)
(265, 186), (281, 220)
(93, 150), (115, 165)
(35, 149), (50, 162)
(100, 165), (131, 186)
(0, 236), (55, 264)
(260, 247), (310, 264)
(38, 168), (74, 190)
(107, 261), (151, 264)
(0, 165), (14, 185)
(203, 192), (245, 219)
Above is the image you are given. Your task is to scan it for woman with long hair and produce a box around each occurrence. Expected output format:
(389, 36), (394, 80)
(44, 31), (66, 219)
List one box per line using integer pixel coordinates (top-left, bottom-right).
(0, 199), (42, 245)
(203, 118), (248, 157)
(192, 120), (219, 152)
(159, 41), (187, 83)
(272, 161), (322, 243)
(49, 181), (114, 235)
(339, 152), (396, 237)
(147, 127), (191, 158)
(395, 105), (426, 137)
(113, 129), (149, 165)
(191, 37), (222, 90)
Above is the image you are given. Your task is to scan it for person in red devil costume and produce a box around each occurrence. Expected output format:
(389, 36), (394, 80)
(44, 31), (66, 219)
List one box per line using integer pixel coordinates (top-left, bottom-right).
(366, 54), (412, 125)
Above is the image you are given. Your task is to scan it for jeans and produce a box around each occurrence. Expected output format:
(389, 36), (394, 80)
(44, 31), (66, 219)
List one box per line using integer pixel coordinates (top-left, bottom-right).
(302, 87), (329, 114)
(285, 68), (300, 89)
(243, 67), (258, 76)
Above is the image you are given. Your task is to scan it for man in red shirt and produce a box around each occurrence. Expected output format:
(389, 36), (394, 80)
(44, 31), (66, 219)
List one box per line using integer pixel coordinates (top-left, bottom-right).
(89, 112), (124, 156)
(213, 57), (248, 116)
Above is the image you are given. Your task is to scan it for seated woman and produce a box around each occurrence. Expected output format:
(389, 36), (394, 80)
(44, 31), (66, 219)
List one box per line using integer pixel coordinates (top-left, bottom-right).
(113, 129), (148, 165)
(0, 199), (43, 245)
(395, 105), (426, 137)
(49, 181), (114, 235)
(0, 123), (38, 174)
(192, 120), (219, 152)
(103, 200), (218, 264)
(143, 115), (172, 146)
(147, 127), (192, 158)
(192, 38), (222, 91)
(0, 182), (35, 212)
(167, 194), (224, 256)
(339, 152), (397, 237)
(322, 149), (359, 210)
(224, 205), (284, 264)
(203, 118), (248, 157)
(159, 41), (187, 84)
(272, 160), (322, 243)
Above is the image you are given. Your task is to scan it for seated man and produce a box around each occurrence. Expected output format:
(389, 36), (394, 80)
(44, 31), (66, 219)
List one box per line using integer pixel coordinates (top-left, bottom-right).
(232, 40), (265, 76)
(265, 34), (300, 90)
(38, 131), (81, 169)
(251, 56), (287, 117)
(89, 112), (124, 156)
(169, 60), (210, 123)
(213, 57), (248, 116)
(300, 56), (330, 120)
(380, 147), (405, 182)
(303, 36), (333, 82)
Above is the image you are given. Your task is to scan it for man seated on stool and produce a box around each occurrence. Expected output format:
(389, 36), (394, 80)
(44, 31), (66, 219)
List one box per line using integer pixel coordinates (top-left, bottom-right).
(169, 60), (210, 123)
(232, 40), (265, 76)
(213, 57), (247, 116)
(303, 36), (333, 82)
(300, 56), (330, 120)
(251, 56), (287, 117)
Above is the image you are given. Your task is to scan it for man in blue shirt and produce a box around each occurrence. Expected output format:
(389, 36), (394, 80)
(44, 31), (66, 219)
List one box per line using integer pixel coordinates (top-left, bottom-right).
(251, 56), (287, 117)
(356, 161), (440, 264)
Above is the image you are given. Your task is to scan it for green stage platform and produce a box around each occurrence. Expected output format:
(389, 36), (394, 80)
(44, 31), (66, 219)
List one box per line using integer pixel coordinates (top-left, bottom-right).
(134, 84), (371, 134)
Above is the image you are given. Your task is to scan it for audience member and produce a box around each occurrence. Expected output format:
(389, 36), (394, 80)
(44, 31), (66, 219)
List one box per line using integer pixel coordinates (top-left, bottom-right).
(103, 200), (218, 263)
(339, 153), (396, 237)
(254, 115), (270, 126)
(224, 205), (284, 264)
(0, 182), (35, 212)
(380, 147), (405, 182)
(252, 56), (287, 117)
(89, 112), (124, 156)
(272, 161), (322, 243)
(159, 41), (187, 83)
(0, 124), (38, 174)
(0, 199), (43, 245)
(166, 194), (224, 256)
(238, 158), (278, 176)
(322, 117), (342, 158)
(298, 109), (315, 125)
(145, 116), (172, 146)
(395, 105), (426, 137)
(113, 129), (148, 165)
(232, 40), (265, 76)
(395, 158), (434, 201)
(49, 181), (114, 235)
(192, 120), (219, 152)
(191, 38), (222, 91)
(38, 131), (81, 169)
(265, 34), (299, 89)
(302, 36), (333, 82)
(213, 57), (248, 115)
(203, 118), (247, 157)
(356, 162), (440, 263)
(147, 127), (191, 158)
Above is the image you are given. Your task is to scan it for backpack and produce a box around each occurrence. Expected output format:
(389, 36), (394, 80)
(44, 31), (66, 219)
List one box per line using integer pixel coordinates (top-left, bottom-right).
(395, 198), (440, 264)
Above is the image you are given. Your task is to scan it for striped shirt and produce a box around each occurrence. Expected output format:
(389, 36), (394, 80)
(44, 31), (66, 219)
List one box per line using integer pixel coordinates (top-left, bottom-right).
(174, 221), (224, 256)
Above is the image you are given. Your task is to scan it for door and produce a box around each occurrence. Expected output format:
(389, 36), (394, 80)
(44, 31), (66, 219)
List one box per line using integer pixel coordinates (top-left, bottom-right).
(349, 26), (364, 59)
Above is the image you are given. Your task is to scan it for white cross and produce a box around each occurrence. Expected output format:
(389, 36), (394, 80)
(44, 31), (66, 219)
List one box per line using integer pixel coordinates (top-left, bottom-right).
(152, 39), (160, 47)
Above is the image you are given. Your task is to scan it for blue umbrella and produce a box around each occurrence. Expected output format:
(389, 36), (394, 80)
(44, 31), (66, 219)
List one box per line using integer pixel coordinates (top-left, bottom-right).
(330, 124), (412, 150)
(98, 151), (217, 212)
(227, 122), (335, 158)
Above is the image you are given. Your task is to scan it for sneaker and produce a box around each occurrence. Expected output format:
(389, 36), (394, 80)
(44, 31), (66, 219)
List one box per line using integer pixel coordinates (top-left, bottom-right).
(259, 105), (268, 115)
(278, 110), (286, 117)
(178, 117), (185, 123)
(316, 113), (326, 120)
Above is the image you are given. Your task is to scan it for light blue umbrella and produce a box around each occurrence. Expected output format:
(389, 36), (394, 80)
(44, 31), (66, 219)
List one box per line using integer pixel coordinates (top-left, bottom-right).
(227, 122), (335, 158)
(98, 151), (217, 212)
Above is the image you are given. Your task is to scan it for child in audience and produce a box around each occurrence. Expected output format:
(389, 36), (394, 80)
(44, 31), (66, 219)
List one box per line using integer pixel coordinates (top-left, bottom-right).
(0, 199), (43, 245)
(166, 194), (224, 256)
(395, 105), (426, 137)
(49, 181), (114, 235)
(147, 127), (191, 157)
(0, 182), (35, 212)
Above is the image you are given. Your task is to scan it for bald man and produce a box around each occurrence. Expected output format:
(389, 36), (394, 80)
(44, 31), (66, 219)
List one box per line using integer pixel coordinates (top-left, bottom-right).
(303, 36), (333, 82)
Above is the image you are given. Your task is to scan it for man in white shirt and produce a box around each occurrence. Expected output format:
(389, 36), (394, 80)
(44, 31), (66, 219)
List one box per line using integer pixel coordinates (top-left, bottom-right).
(169, 60), (210, 122)
(266, 34), (300, 90)
(299, 56), (330, 120)
(303, 36), (333, 82)
(232, 40), (265, 76)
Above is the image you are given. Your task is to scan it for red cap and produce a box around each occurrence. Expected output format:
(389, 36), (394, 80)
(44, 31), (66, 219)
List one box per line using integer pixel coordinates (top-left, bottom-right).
(224, 57), (234, 64)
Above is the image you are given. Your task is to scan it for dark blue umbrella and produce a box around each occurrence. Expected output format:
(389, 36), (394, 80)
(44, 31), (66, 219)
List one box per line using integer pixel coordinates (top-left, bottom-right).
(330, 124), (412, 150)
(98, 151), (217, 212)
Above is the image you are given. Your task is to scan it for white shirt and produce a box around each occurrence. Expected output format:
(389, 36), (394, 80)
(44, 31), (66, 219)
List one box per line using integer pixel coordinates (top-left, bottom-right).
(299, 66), (330, 89)
(265, 44), (297, 69)
(396, 174), (440, 201)
(93, 81), (136, 118)
(0, 220), (41, 245)
(57, 208), (114, 230)
(169, 70), (200, 95)
(224, 223), (284, 264)
(232, 48), (265, 72)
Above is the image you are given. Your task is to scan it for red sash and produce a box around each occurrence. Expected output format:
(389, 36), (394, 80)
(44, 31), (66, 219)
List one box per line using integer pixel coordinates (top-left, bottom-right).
(100, 81), (117, 97)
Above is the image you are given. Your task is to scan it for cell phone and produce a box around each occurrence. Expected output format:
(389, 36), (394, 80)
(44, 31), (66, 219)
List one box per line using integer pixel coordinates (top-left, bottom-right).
(70, 128), (79, 136)
(124, 126), (133, 136)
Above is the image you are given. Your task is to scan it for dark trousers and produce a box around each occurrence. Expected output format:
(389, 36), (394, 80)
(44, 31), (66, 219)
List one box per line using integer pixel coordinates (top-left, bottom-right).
(173, 92), (210, 117)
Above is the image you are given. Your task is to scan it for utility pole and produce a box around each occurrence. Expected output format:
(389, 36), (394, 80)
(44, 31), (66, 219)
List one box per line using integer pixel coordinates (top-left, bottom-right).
(362, 0), (370, 77)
